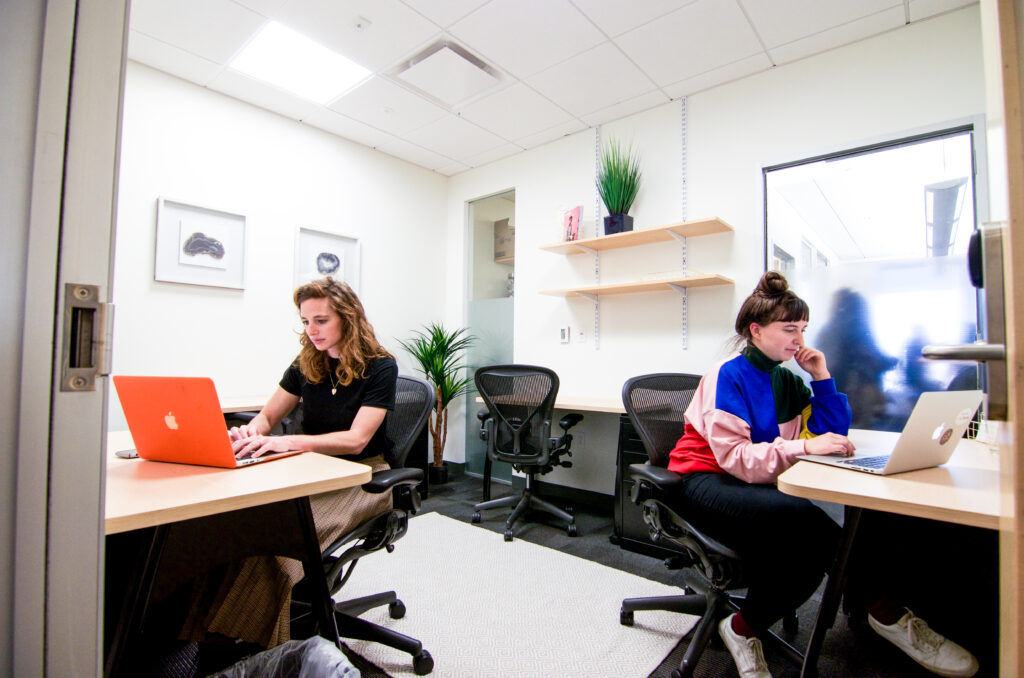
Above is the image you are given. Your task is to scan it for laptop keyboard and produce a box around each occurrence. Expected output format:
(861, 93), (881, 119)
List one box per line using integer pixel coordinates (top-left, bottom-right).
(839, 454), (890, 469)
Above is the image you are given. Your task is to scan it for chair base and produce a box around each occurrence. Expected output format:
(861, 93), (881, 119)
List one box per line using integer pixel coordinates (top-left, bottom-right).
(472, 488), (576, 540)
(333, 593), (435, 676)
(620, 590), (803, 678)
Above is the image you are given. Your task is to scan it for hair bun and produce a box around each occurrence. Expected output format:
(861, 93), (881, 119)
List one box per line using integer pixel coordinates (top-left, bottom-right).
(755, 271), (789, 297)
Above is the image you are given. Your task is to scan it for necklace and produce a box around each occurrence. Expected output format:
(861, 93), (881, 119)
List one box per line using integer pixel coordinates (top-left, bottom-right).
(328, 370), (340, 396)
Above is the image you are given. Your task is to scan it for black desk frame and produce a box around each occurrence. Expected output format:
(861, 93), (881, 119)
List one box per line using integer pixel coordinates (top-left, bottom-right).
(104, 497), (339, 677)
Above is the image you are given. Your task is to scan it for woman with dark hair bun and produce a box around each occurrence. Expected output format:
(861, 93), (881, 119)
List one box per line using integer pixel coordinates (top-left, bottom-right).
(666, 271), (978, 678)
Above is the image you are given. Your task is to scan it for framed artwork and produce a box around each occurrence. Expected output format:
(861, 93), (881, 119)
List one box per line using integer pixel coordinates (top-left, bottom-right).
(294, 227), (360, 292)
(155, 198), (246, 289)
(563, 206), (582, 241)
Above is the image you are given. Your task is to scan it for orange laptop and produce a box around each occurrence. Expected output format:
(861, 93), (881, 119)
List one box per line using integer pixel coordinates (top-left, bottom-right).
(112, 375), (301, 468)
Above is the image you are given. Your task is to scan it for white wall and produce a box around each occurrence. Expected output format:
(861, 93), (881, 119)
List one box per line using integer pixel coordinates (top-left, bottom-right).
(111, 63), (449, 430)
(446, 6), (986, 495)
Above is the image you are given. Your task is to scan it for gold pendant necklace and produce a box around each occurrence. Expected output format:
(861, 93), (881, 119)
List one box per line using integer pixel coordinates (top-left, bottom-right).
(329, 371), (340, 396)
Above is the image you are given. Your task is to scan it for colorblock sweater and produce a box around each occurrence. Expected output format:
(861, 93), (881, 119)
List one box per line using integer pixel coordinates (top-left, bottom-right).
(668, 345), (852, 484)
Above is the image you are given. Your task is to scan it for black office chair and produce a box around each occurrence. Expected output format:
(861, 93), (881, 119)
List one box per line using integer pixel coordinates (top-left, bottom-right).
(292, 375), (436, 675)
(470, 364), (583, 541)
(618, 373), (802, 678)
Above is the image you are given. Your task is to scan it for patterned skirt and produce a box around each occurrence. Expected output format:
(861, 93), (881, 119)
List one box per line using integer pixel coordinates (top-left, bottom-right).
(181, 454), (393, 647)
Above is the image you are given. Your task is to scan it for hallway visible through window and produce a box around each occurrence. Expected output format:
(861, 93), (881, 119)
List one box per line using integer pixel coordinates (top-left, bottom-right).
(764, 129), (981, 431)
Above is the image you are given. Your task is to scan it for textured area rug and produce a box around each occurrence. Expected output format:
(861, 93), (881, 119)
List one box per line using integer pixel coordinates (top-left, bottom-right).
(335, 512), (697, 677)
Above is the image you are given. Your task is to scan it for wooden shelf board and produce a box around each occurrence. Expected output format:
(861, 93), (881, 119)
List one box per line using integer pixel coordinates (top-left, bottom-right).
(494, 255), (515, 265)
(540, 273), (734, 298)
(540, 217), (733, 255)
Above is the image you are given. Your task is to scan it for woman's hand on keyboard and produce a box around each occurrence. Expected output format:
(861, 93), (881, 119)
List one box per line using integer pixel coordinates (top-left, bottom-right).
(804, 432), (855, 457)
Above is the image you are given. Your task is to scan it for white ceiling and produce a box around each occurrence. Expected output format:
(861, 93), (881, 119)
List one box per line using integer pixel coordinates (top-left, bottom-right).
(127, 0), (976, 177)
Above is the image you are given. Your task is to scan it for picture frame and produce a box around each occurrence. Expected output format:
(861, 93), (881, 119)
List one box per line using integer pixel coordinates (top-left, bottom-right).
(155, 198), (246, 289)
(563, 206), (582, 241)
(294, 227), (360, 293)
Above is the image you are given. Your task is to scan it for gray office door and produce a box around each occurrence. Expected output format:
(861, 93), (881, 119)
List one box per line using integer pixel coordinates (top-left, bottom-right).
(14, 1), (126, 675)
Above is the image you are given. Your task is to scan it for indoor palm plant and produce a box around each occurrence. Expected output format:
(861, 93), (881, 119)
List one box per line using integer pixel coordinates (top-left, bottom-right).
(399, 323), (475, 483)
(596, 138), (642, 235)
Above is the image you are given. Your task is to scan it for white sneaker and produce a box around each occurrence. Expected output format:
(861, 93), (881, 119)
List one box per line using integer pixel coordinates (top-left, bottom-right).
(868, 610), (979, 678)
(718, 613), (772, 678)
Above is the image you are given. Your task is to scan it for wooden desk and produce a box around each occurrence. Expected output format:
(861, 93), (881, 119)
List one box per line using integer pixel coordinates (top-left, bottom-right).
(106, 430), (371, 534)
(104, 431), (371, 676)
(218, 395), (271, 414)
(778, 431), (1001, 677)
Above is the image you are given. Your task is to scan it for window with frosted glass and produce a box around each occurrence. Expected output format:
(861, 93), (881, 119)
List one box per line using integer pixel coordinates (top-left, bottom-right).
(764, 129), (980, 431)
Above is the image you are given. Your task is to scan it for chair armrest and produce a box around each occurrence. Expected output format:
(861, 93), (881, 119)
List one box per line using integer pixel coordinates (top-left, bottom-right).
(361, 468), (423, 494)
(477, 409), (490, 422)
(559, 413), (583, 430)
(628, 463), (683, 492)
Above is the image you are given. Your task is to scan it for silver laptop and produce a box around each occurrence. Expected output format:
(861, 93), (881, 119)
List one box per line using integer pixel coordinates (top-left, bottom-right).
(796, 390), (984, 475)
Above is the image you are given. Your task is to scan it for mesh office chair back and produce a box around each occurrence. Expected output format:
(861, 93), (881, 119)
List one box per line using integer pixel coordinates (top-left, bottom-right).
(475, 365), (559, 466)
(622, 373), (701, 468)
(385, 375), (435, 469)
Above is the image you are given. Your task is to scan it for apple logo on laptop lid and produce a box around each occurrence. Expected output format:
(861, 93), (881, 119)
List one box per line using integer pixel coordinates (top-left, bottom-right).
(164, 411), (179, 430)
(931, 423), (954, 445)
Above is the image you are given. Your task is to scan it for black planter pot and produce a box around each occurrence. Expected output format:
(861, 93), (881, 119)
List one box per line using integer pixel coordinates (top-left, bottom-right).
(428, 462), (449, 485)
(604, 214), (634, 235)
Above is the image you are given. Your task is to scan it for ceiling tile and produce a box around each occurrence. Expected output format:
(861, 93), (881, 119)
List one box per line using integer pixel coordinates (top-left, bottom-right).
(767, 7), (906, 65)
(206, 69), (321, 120)
(570, 0), (700, 36)
(128, 31), (224, 86)
(448, 0), (606, 78)
(461, 142), (525, 168)
(129, 0), (265, 64)
(662, 52), (772, 99)
(232, 0), (289, 15)
(740, 0), (903, 48)
(435, 160), (473, 176)
(615, 0), (764, 87)
(908, 0), (977, 21)
(457, 83), (574, 140)
(579, 90), (672, 127)
(300, 108), (400, 148)
(514, 119), (589, 149)
(403, 114), (508, 160)
(328, 76), (449, 136)
(527, 42), (661, 117)
(270, 0), (441, 72)
(374, 137), (457, 170)
(400, 0), (491, 28)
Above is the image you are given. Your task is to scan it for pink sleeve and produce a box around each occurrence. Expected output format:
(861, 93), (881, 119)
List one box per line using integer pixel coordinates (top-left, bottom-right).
(702, 409), (806, 484)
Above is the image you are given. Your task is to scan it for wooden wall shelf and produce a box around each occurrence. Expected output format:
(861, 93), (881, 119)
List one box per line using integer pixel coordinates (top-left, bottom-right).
(540, 217), (732, 255)
(541, 273), (733, 298)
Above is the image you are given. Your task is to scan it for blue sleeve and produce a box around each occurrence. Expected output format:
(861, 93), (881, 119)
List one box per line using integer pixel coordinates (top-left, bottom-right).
(806, 378), (852, 435)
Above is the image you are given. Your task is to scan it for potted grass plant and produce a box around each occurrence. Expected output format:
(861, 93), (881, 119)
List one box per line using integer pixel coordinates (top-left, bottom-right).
(597, 138), (642, 235)
(399, 323), (475, 484)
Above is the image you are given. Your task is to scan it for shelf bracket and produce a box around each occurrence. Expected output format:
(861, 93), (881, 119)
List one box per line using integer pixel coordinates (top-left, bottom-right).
(577, 292), (599, 303)
(574, 244), (598, 255)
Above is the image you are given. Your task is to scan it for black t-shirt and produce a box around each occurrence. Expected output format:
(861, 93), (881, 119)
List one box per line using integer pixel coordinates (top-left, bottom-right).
(279, 355), (397, 462)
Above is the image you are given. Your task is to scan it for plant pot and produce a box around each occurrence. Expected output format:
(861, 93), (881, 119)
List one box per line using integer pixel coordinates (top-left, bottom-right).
(604, 214), (634, 235)
(428, 462), (449, 485)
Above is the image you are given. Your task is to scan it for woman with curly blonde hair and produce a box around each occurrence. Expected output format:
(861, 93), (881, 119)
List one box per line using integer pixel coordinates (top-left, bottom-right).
(184, 277), (397, 656)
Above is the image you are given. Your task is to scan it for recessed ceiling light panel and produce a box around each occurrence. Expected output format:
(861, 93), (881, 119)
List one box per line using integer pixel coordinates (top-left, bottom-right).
(229, 21), (371, 105)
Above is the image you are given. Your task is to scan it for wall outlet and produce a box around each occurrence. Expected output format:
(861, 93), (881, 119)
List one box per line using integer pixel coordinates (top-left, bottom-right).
(559, 326), (571, 343)
(575, 327), (586, 344)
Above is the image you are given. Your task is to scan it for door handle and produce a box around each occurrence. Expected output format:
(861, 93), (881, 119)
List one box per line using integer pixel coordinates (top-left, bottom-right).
(921, 342), (1006, 361)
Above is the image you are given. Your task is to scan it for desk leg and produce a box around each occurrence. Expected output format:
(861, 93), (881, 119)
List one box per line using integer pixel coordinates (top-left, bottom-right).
(800, 506), (862, 678)
(104, 524), (169, 678)
(482, 455), (492, 501)
(293, 498), (341, 647)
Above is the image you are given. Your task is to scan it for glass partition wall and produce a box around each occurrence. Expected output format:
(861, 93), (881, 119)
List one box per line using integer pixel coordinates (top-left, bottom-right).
(463, 190), (515, 482)
(765, 128), (982, 431)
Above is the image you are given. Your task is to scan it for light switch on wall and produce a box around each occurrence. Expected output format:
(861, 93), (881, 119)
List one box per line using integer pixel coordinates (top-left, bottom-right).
(575, 327), (586, 344)
(559, 326), (571, 343)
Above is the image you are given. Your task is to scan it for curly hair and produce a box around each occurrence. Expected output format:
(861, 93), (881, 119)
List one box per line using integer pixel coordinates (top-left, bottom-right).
(734, 271), (809, 345)
(293, 277), (393, 387)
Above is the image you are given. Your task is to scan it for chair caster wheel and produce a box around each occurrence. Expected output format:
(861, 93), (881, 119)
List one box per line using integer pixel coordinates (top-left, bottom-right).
(567, 523), (578, 537)
(471, 512), (481, 524)
(620, 609), (634, 626)
(388, 600), (406, 619)
(412, 649), (433, 675)
(671, 670), (684, 678)
(503, 530), (513, 541)
(783, 613), (798, 633)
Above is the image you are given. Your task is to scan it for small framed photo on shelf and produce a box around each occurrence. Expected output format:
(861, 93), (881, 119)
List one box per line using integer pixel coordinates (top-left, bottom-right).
(294, 227), (360, 293)
(155, 198), (246, 289)
(563, 206), (582, 241)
